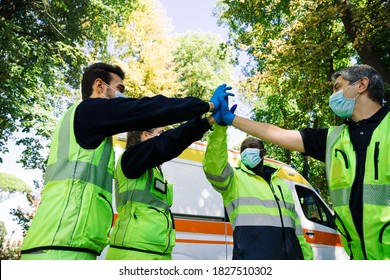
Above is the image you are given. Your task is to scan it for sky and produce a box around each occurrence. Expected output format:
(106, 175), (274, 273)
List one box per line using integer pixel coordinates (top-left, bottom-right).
(159, 0), (228, 38)
(0, 0), (248, 239)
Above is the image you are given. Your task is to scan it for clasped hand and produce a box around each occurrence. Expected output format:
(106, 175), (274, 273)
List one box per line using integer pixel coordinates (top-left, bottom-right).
(209, 84), (237, 126)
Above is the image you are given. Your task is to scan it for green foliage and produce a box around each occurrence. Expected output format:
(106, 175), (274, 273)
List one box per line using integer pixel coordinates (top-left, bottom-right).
(0, 221), (5, 243)
(0, 221), (22, 260)
(170, 30), (236, 141)
(0, 0), (140, 169)
(0, 239), (22, 260)
(9, 180), (42, 237)
(0, 0), (237, 237)
(108, 2), (236, 100)
(108, 0), (181, 98)
(0, 171), (31, 203)
(173, 31), (235, 100)
(215, 0), (389, 198)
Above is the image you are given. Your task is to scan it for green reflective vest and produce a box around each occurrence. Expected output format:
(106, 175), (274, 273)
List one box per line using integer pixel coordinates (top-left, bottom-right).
(203, 125), (313, 260)
(21, 102), (115, 255)
(109, 154), (175, 255)
(325, 113), (390, 259)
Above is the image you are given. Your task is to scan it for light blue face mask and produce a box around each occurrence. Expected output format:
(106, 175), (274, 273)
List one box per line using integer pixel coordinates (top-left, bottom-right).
(329, 82), (360, 118)
(104, 82), (126, 98)
(115, 91), (126, 98)
(241, 148), (263, 168)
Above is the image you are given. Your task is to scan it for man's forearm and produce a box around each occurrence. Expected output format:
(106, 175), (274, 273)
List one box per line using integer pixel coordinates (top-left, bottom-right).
(232, 116), (305, 153)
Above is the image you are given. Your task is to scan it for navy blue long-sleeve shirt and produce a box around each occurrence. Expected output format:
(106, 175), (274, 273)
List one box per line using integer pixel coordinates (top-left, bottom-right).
(74, 95), (210, 149)
(121, 117), (211, 179)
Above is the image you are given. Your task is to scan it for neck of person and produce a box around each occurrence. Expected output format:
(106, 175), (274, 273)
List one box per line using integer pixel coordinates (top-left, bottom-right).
(251, 163), (265, 178)
(352, 97), (382, 122)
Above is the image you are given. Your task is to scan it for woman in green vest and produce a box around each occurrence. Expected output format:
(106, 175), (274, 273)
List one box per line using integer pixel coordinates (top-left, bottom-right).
(106, 116), (214, 260)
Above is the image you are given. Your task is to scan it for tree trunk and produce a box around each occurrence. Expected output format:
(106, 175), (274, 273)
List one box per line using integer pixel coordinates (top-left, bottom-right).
(337, 0), (390, 85)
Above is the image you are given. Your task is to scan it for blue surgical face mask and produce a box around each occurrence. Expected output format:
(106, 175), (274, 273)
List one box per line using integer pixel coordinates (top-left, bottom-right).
(115, 91), (126, 98)
(104, 82), (126, 98)
(241, 148), (263, 168)
(329, 82), (360, 118)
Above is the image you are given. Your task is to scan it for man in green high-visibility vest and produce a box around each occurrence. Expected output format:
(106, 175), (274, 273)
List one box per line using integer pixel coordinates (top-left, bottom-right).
(217, 64), (389, 260)
(20, 63), (231, 260)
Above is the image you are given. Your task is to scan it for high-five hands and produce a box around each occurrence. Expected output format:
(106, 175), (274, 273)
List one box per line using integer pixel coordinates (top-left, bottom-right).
(210, 84), (234, 111)
(218, 96), (237, 125)
(210, 84), (237, 126)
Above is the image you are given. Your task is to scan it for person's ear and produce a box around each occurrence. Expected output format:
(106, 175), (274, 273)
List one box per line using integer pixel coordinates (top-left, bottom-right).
(358, 77), (369, 94)
(93, 78), (104, 93)
(141, 131), (149, 142)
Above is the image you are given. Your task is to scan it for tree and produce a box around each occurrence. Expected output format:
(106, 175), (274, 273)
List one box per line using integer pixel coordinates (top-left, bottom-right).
(0, 171), (31, 203)
(9, 179), (42, 237)
(107, 0), (181, 98)
(107, 0), (236, 100)
(1, 216), (23, 260)
(1, 0), (237, 238)
(215, 0), (389, 201)
(336, 0), (390, 86)
(173, 31), (235, 99)
(0, 0), (140, 169)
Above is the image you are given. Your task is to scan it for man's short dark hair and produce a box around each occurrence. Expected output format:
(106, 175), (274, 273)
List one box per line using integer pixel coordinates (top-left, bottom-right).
(81, 62), (125, 100)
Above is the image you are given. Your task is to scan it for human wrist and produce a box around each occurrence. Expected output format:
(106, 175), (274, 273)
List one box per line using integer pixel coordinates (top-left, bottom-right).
(207, 114), (216, 125)
(208, 102), (215, 112)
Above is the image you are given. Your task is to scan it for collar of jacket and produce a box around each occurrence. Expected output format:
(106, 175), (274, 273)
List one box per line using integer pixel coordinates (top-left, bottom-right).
(238, 160), (279, 177)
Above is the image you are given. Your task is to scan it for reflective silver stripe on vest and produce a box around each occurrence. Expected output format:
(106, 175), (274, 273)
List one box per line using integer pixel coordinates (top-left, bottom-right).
(325, 124), (347, 185)
(116, 169), (170, 211)
(233, 213), (295, 229)
(225, 197), (295, 215)
(226, 197), (296, 230)
(329, 188), (351, 207)
(330, 184), (390, 207)
(44, 105), (113, 193)
(363, 184), (390, 206)
(204, 164), (234, 191)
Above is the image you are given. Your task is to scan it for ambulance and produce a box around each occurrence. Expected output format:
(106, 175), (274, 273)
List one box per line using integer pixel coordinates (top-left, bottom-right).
(110, 136), (349, 260)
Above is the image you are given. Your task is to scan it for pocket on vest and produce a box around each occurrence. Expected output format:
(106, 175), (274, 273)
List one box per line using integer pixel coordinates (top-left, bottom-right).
(329, 149), (351, 186)
(77, 189), (113, 251)
(130, 206), (171, 249)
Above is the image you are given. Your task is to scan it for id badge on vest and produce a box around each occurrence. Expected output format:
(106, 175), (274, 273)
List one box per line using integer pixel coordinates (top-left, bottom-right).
(154, 178), (167, 194)
(152, 178), (173, 206)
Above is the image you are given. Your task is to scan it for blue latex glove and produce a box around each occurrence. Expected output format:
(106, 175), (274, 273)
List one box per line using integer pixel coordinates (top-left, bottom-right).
(210, 84), (234, 111)
(212, 95), (237, 124)
(211, 107), (222, 123)
(219, 96), (237, 125)
(218, 104), (237, 126)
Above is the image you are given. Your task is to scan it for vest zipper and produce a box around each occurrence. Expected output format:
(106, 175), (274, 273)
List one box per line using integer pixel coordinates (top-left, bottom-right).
(163, 210), (173, 255)
(278, 185), (287, 208)
(374, 142), (379, 180)
(335, 149), (349, 169)
(269, 182), (288, 259)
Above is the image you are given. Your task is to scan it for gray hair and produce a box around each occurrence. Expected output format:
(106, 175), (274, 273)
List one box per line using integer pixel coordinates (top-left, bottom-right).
(332, 64), (384, 105)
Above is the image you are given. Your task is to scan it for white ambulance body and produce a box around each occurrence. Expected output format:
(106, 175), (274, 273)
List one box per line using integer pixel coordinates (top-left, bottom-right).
(111, 138), (349, 260)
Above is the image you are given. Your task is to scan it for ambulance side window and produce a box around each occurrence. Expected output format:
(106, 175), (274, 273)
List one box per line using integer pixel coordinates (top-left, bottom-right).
(295, 185), (335, 229)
